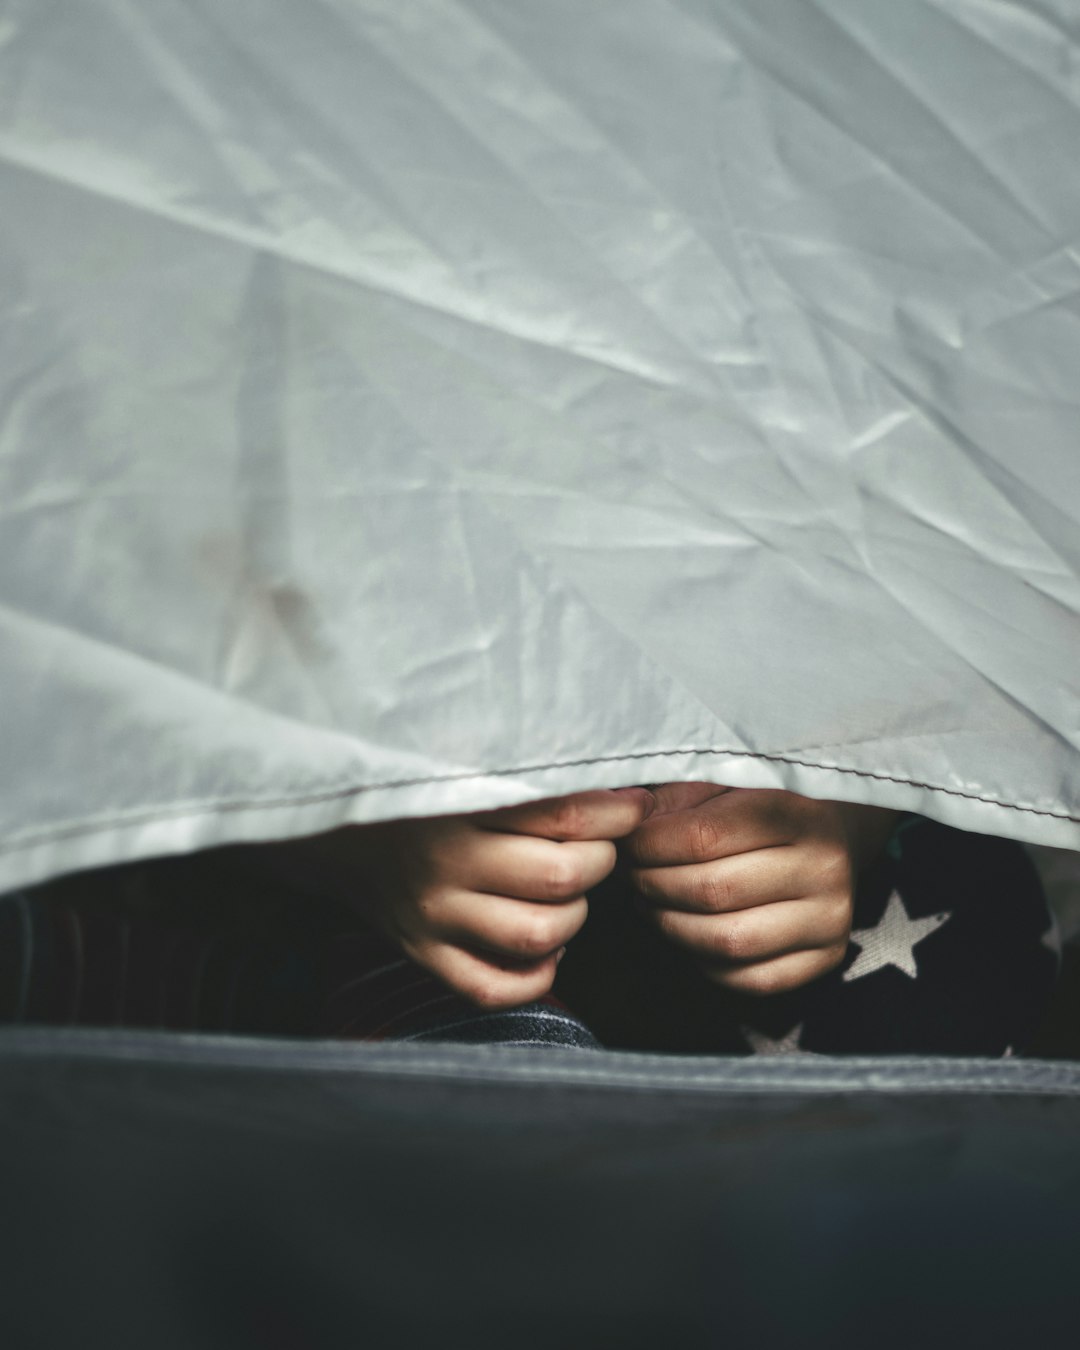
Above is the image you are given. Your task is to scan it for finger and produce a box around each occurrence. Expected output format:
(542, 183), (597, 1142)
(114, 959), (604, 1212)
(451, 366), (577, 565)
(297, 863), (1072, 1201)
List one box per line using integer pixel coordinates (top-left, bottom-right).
(703, 945), (849, 996)
(421, 890), (589, 962)
(624, 788), (804, 867)
(631, 847), (807, 915)
(479, 788), (655, 842)
(648, 895), (851, 965)
(450, 832), (617, 902)
(406, 938), (562, 1011)
(632, 841), (852, 915)
(646, 782), (732, 817)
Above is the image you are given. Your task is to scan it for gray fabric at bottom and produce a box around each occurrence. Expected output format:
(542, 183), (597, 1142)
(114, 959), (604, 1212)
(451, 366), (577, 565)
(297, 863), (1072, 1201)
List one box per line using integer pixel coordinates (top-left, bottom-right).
(0, 1029), (1077, 1349)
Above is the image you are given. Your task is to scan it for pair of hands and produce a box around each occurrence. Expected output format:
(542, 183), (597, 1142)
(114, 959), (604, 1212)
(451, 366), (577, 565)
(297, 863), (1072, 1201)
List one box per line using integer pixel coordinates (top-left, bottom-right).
(333, 784), (899, 1009)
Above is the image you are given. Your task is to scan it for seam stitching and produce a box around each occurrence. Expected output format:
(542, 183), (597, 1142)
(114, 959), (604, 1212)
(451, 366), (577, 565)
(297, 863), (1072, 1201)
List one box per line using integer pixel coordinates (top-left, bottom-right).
(1, 744), (1076, 856)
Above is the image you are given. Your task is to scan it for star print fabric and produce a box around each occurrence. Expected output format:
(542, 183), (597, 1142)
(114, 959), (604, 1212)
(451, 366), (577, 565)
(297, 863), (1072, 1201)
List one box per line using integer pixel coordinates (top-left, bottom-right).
(555, 817), (1059, 1058)
(801, 817), (1059, 1056)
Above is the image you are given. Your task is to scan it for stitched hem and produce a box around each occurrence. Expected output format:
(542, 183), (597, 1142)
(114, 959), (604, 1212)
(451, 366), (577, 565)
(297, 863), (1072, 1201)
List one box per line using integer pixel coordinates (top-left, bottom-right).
(1, 743), (1077, 857)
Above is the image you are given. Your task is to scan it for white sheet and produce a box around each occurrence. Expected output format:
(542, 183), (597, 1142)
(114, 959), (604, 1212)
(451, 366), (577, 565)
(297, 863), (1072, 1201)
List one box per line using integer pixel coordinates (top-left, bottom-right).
(1, 0), (1078, 893)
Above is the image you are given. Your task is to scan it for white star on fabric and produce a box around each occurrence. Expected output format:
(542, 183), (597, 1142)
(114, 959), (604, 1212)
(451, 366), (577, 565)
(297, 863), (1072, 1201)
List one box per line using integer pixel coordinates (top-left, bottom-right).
(843, 889), (951, 983)
(742, 1022), (814, 1056)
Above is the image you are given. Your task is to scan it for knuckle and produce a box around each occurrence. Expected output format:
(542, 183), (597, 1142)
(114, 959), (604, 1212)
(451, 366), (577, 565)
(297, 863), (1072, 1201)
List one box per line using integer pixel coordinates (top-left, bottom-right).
(687, 812), (720, 862)
(713, 916), (756, 961)
(475, 986), (517, 1011)
(543, 852), (584, 899)
(696, 868), (735, 913)
(414, 883), (450, 925)
(652, 907), (684, 942)
(468, 984), (504, 1010)
(630, 868), (661, 902)
(475, 960), (556, 1010)
(514, 911), (561, 959)
(550, 799), (586, 840)
(729, 962), (787, 997)
(453, 968), (495, 1007)
(459, 971), (522, 1010)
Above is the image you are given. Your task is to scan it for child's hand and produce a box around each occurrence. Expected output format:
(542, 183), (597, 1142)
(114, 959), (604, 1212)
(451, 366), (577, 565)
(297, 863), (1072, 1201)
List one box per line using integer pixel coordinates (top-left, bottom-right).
(622, 784), (900, 995)
(359, 789), (655, 1007)
(278, 788), (654, 1010)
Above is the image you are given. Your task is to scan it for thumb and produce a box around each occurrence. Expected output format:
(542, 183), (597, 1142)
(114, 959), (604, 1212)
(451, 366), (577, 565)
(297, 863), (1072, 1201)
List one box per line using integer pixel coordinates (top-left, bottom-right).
(479, 787), (656, 841)
(646, 782), (731, 817)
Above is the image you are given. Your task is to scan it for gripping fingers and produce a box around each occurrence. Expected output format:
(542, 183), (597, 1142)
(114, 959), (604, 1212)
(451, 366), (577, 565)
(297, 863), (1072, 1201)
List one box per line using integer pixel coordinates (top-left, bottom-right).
(625, 788), (805, 868)
(457, 833), (617, 902)
(704, 946), (849, 996)
(631, 848), (819, 915)
(650, 895), (851, 966)
(427, 890), (589, 963)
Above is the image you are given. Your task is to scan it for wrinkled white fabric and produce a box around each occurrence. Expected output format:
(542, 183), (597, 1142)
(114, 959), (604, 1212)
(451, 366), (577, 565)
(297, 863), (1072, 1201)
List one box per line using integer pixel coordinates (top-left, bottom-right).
(1, 0), (1078, 892)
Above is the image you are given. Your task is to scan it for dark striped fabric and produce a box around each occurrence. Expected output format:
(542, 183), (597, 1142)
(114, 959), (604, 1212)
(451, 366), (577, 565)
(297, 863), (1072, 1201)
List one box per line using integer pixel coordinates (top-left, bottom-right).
(0, 888), (322, 1036)
(0, 875), (598, 1048)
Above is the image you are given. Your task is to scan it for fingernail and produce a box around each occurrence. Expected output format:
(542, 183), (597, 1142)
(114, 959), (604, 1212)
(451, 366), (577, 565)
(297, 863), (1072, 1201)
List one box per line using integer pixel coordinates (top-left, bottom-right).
(556, 946), (567, 965)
